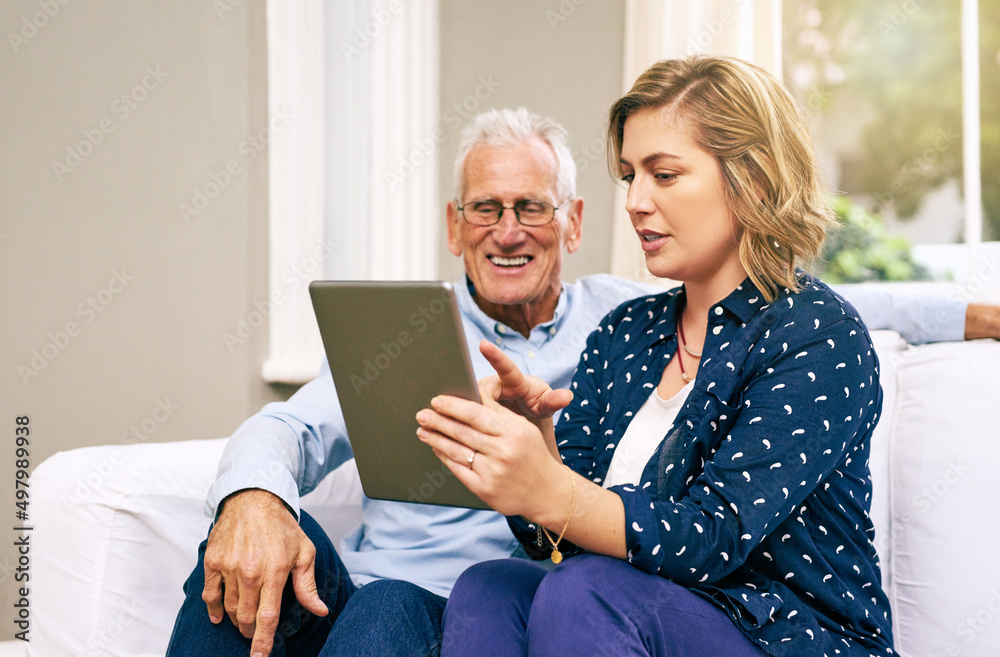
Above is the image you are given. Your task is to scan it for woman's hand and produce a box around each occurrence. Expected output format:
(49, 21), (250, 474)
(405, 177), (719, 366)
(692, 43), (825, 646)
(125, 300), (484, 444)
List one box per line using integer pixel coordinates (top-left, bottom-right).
(415, 392), (565, 518)
(414, 341), (573, 518)
(477, 340), (573, 422)
(417, 341), (627, 558)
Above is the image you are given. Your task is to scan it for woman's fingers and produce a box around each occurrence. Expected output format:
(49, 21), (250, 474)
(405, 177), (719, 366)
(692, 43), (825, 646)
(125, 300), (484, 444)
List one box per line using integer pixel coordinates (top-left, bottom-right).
(479, 340), (574, 421)
(415, 399), (497, 461)
(538, 387), (574, 416)
(418, 425), (476, 467)
(428, 395), (503, 436)
(479, 340), (534, 396)
(479, 340), (520, 380)
(477, 375), (504, 408)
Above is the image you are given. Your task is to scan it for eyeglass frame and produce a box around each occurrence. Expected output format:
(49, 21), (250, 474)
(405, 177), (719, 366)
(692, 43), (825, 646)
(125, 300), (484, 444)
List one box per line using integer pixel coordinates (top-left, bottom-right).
(455, 198), (568, 227)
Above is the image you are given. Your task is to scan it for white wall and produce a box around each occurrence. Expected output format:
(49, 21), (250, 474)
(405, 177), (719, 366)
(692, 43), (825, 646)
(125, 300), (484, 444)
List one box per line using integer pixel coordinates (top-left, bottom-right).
(0, 1), (280, 634)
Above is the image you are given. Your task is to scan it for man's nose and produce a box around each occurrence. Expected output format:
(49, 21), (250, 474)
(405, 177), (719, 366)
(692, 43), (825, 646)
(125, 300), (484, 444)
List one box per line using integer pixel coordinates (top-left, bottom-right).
(493, 207), (525, 243)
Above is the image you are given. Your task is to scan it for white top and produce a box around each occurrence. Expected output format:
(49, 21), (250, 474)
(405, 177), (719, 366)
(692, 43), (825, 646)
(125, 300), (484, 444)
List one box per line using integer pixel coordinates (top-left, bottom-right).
(603, 380), (695, 488)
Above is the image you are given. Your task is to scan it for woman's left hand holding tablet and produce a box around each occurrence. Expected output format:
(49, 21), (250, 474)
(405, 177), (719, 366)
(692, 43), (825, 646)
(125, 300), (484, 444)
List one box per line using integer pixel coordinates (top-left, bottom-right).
(415, 340), (573, 517)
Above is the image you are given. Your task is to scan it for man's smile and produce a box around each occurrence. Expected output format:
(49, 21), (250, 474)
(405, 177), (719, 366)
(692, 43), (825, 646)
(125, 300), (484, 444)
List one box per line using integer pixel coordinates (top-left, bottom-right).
(488, 255), (533, 268)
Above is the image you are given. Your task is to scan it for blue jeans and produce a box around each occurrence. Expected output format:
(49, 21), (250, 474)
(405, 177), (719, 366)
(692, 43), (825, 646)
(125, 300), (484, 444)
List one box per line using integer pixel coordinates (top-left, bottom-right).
(441, 555), (766, 657)
(165, 511), (446, 657)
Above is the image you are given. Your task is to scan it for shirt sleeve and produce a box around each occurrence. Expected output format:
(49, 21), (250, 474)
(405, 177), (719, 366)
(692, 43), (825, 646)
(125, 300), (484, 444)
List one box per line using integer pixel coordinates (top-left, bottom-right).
(614, 316), (880, 585)
(205, 358), (355, 519)
(833, 284), (966, 344)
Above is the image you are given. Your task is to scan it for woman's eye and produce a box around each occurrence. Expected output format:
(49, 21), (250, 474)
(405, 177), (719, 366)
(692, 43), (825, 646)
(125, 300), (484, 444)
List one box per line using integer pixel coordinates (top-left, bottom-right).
(620, 174), (634, 185)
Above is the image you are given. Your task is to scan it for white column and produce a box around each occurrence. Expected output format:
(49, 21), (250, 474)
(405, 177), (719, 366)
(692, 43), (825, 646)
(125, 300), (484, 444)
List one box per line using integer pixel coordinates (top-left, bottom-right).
(368, 0), (440, 280)
(961, 0), (983, 270)
(262, 0), (326, 384)
(263, 0), (441, 384)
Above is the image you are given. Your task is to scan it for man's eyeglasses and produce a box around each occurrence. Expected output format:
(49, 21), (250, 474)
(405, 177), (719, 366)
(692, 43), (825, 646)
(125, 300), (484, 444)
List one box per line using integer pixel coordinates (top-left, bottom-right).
(457, 200), (563, 227)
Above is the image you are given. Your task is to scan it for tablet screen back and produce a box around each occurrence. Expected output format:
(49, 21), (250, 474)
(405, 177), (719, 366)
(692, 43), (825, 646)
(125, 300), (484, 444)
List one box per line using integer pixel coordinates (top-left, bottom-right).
(309, 281), (489, 510)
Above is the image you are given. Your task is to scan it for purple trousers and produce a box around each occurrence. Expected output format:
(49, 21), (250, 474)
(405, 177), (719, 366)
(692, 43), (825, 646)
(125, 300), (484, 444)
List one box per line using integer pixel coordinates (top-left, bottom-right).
(441, 555), (766, 657)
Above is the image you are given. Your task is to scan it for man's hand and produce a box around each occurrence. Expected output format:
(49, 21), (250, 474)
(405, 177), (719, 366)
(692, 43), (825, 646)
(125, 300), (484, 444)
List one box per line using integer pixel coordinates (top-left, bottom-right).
(965, 303), (1000, 340)
(202, 489), (328, 657)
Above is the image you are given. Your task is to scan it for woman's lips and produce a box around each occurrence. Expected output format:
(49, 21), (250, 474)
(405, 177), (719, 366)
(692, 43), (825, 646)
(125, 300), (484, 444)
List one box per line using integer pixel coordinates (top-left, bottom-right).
(638, 233), (670, 252)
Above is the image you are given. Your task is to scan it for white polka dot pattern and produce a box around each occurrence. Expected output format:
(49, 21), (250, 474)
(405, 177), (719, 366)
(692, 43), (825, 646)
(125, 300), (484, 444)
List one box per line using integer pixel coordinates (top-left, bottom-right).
(511, 275), (894, 657)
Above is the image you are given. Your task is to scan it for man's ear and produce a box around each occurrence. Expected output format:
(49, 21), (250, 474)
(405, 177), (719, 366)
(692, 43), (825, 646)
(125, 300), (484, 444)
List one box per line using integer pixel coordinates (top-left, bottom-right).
(563, 197), (584, 254)
(446, 201), (463, 256)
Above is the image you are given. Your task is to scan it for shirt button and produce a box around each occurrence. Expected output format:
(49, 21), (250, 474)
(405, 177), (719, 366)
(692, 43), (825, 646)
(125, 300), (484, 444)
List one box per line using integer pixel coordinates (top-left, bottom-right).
(495, 338), (503, 346)
(497, 325), (507, 334)
(549, 327), (557, 336)
(714, 307), (724, 316)
(527, 351), (536, 359)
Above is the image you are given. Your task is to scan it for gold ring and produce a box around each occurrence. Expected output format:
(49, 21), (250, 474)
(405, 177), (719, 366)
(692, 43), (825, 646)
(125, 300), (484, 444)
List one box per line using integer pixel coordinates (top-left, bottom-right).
(466, 450), (476, 469)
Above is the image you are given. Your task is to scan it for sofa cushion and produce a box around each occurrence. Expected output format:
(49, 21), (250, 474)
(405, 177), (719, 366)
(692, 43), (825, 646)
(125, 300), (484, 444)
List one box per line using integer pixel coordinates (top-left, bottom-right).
(867, 330), (908, 593)
(886, 339), (1000, 656)
(27, 439), (362, 657)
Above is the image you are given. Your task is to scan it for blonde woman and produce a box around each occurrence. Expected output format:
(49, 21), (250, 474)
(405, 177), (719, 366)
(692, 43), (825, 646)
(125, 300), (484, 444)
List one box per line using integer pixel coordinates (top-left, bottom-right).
(416, 56), (894, 656)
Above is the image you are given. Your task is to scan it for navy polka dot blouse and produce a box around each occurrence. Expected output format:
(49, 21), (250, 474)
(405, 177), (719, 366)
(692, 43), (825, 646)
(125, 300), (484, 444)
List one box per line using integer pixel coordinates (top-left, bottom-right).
(511, 274), (894, 657)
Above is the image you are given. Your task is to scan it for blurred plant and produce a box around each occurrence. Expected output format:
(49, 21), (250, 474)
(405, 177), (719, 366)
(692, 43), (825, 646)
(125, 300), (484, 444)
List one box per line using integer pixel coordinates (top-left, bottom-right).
(784, 0), (1000, 241)
(814, 196), (933, 283)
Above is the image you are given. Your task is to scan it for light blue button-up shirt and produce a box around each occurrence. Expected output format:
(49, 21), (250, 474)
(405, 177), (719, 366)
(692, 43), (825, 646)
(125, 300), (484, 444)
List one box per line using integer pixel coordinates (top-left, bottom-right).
(206, 275), (965, 596)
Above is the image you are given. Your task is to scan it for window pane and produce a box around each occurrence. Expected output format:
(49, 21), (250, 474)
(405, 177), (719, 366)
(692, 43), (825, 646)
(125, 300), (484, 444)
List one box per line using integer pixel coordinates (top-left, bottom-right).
(783, 0), (966, 281)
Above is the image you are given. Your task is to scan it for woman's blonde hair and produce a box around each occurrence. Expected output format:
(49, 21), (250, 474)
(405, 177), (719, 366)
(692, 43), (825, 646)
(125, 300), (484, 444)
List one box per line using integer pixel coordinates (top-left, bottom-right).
(608, 56), (834, 301)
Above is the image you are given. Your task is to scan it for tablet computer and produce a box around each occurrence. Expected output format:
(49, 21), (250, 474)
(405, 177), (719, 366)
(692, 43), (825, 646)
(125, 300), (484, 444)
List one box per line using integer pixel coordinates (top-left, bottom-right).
(309, 281), (489, 510)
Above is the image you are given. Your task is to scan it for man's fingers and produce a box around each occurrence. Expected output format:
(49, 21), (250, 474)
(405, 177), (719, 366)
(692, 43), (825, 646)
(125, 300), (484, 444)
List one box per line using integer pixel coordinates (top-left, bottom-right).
(249, 581), (283, 657)
(290, 541), (329, 617)
(202, 566), (225, 624)
(222, 570), (241, 628)
(235, 575), (262, 639)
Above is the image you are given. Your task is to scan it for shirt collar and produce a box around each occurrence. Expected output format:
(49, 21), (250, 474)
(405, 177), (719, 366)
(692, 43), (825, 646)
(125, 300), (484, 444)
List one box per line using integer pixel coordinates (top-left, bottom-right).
(457, 275), (568, 338)
(714, 277), (769, 324)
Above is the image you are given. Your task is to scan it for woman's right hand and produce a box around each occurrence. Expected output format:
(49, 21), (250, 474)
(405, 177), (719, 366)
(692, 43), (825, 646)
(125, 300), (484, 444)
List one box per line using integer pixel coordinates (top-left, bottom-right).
(477, 340), (573, 423)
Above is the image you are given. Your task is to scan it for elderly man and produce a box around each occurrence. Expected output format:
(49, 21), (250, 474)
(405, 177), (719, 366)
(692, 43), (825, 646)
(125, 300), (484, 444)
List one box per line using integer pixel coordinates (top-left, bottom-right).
(166, 108), (998, 657)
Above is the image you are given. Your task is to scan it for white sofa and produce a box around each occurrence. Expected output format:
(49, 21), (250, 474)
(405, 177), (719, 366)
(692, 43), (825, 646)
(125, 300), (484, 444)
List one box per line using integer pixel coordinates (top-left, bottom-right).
(16, 330), (1000, 657)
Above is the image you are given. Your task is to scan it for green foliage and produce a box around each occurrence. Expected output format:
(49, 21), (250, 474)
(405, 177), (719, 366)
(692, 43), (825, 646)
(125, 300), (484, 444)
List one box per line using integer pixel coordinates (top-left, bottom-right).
(815, 197), (933, 283)
(783, 0), (1000, 241)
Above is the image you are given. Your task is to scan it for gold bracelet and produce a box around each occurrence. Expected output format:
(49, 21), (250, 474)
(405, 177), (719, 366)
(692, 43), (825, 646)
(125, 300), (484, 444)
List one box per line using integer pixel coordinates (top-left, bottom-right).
(540, 468), (577, 564)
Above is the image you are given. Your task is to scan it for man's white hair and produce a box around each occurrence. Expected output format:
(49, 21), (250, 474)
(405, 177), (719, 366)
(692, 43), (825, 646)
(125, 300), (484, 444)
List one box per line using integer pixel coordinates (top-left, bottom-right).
(452, 107), (577, 203)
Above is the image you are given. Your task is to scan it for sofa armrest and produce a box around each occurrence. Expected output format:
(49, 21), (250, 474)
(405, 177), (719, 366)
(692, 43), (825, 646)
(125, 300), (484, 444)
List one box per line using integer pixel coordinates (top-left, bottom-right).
(882, 339), (1000, 655)
(27, 439), (362, 657)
